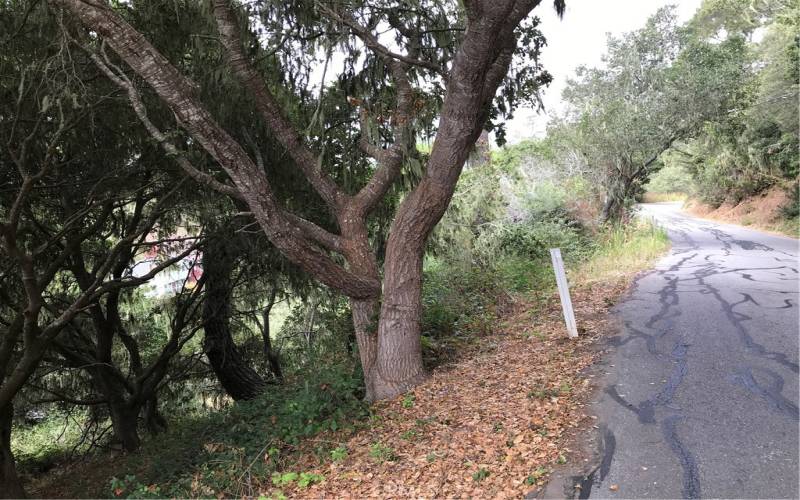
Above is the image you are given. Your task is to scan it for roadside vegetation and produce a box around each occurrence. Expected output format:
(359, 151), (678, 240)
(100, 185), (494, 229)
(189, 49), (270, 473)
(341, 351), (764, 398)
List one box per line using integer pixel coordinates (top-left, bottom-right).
(639, 0), (799, 235)
(22, 140), (668, 498)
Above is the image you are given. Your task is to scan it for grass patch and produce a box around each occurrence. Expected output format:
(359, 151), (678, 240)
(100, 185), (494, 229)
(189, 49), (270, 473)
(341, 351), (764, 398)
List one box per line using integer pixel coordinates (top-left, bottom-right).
(12, 410), (88, 476)
(642, 191), (687, 203)
(770, 216), (799, 237)
(577, 220), (670, 284)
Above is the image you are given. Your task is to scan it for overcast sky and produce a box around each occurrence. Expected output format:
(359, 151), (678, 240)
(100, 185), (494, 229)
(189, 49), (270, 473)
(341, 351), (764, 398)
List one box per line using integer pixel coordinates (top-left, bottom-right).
(501, 0), (703, 144)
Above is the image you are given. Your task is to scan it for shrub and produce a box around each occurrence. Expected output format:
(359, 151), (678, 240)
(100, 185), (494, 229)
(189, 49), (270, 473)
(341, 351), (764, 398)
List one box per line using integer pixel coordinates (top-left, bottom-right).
(498, 219), (587, 261)
(99, 364), (367, 497)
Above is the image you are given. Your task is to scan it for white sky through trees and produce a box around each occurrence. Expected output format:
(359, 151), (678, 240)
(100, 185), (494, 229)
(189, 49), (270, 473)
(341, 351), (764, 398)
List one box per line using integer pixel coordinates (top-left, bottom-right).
(502, 0), (703, 144)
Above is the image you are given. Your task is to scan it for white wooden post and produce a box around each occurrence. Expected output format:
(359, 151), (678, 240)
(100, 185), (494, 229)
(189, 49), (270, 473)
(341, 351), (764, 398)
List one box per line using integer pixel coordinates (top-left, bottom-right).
(549, 248), (579, 339)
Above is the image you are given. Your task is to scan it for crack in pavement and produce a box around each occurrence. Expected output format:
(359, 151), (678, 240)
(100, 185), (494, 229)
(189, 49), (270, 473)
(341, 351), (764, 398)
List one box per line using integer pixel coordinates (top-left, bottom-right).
(729, 367), (799, 421)
(583, 204), (798, 499)
(693, 266), (799, 374)
(605, 339), (689, 425)
(662, 415), (701, 499)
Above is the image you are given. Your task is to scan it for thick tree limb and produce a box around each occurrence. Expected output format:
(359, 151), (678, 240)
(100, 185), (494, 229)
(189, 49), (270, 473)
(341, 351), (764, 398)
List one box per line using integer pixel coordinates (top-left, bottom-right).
(318, 5), (417, 213)
(212, 0), (344, 211)
(88, 45), (244, 201)
(52, 0), (381, 299)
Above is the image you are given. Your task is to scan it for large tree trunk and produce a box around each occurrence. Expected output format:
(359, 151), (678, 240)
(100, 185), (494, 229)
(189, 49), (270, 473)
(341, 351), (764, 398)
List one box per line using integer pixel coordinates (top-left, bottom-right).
(371, 249), (426, 400)
(202, 241), (267, 401)
(600, 195), (623, 223)
(0, 403), (25, 498)
(601, 176), (634, 223)
(144, 396), (167, 434)
(351, 298), (380, 400)
(366, 16), (513, 400)
(108, 401), (141, 452)
(340, 213), (383, 401)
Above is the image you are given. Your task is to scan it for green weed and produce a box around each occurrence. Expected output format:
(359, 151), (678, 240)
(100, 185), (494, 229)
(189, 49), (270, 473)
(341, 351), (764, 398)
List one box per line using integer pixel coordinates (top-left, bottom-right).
(369, 442), (397, 463)
(472, 468), (490, 482)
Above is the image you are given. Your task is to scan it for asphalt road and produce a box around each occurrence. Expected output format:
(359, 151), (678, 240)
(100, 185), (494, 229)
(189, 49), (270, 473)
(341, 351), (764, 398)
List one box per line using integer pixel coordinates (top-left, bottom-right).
(585, 203), (799, 499)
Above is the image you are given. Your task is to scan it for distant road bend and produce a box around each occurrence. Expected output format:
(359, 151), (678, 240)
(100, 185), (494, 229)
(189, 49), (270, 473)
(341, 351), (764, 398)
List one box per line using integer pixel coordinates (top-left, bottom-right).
(586, 202), (799, 499)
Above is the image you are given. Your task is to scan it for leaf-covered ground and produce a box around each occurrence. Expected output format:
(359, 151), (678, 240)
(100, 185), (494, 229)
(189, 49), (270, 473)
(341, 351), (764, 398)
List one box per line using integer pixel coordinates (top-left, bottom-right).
(27, 223), (666, 499)
(265, 279), (631, 499)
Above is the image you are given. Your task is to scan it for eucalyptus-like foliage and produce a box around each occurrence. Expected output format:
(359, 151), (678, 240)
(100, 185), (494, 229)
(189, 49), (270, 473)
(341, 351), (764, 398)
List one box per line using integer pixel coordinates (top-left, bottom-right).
(666, 0), (798, 204)
(558, 5), (751, 220)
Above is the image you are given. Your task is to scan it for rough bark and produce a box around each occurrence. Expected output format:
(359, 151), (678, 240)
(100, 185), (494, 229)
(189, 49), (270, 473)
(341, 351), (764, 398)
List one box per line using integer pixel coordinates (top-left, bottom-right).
(0, 403), (25, 499)
(370, 12), (522, 399)
(601, 175), (635, 222)
(202, 241), (267, 401)
(144, 396), (167, 434)
(108, 401), (141, 452)
(338, 209), (383, 401)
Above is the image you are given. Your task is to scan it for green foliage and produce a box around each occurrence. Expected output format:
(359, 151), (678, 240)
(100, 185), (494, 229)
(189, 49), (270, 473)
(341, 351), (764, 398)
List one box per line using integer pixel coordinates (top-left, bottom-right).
(492, 140), (556, 175)
(329, 445), (348, 462)
(297, 472), (325, 488)
(653, 0), (798, 206)
(527, 387), (561, 400)
(271, 471), (324, 489)
(494, 256), (554, 294)
(525, 466), (550, 485)
(472, 467), (490, 482)
(428, 161), (507, 267)
(271, 472), (299, 487)
(580, 220), (670, 282)
(557, 3), (758, 219)
(95, 364), (366, 497)
(400, 429), (418, 440)
(645, 162), (694, 194)
(422, 258), (500, 337)
(498, 219), (586, 261)
(421, 134), (599, 367)
(11, 410), (86, 474)
(109, 475), (162, 499)
(368, 442), (397, 463)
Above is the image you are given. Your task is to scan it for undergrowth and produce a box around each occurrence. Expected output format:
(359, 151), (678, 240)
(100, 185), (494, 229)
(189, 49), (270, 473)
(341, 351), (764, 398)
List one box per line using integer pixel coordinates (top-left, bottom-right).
(25, 205), (668, 498)
(37, 364), (368, 498)
(577, 220), (669, 284)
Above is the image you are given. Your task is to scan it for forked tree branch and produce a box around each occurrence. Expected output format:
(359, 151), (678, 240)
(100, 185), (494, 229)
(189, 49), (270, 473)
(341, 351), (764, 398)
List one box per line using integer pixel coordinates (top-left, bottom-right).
(52, 0), (380, 300)
(316, 5), (418, 213)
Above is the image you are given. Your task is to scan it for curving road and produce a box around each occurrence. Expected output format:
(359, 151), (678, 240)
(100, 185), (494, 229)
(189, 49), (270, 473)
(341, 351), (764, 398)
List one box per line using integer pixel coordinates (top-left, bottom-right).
(584, 203), (799, 499)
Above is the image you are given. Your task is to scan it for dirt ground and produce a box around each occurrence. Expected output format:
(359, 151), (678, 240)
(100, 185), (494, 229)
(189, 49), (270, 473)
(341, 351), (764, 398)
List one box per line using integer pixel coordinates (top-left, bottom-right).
(684, 185), (798, 237)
